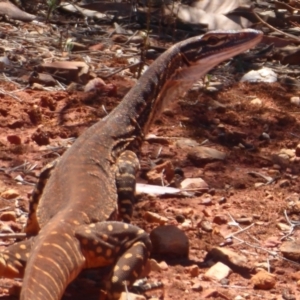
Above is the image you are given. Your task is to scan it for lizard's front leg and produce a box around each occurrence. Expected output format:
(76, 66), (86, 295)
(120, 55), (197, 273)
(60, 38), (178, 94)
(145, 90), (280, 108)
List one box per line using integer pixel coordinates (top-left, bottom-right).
(115, 150), (140, 223)
(75, 221), (151, 300)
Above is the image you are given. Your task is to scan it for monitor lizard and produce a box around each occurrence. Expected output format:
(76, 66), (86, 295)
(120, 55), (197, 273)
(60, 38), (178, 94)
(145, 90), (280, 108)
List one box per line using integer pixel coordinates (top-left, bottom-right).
(0, 29), (263, 300)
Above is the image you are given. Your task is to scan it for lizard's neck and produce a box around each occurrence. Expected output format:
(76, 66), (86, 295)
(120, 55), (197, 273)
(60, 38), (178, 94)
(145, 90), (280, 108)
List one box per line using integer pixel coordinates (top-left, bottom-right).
(99, 30), (263, 154)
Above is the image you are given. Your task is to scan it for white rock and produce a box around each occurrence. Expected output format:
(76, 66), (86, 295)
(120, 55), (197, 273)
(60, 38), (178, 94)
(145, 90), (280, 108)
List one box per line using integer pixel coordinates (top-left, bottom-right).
(290, 96), (300, 106)
(240, 67), (277, 83)
(203, 262), (232, 282)
(261, 132), (270, 140)
(276, 222), (291, 231)
(1, 189), (19, 200)
(234, 296), (245, 300)
(280, 148), (295, 157)
(144, 211), (168, 225)
(119, 292), (146, 300)
(254, 182), (265, 188)
(180, 178), (209, 190)
(250, 98), (262, 106)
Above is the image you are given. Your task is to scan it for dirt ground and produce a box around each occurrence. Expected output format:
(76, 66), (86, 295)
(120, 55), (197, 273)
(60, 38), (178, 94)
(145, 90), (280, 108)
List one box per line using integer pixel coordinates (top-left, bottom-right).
(0, 5), (300, 300)
(1, 75), (300, 300)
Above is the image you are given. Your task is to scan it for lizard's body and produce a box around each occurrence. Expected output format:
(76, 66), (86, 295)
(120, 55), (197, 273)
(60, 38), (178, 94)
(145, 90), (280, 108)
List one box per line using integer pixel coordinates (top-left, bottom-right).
(0, 29), (263, 300)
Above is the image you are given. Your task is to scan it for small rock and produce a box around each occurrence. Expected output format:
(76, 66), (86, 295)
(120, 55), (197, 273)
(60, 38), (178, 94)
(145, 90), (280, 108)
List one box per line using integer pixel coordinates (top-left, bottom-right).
(31, 129), (50, 146)
(148, 259), (161, 273)
(212, 118), (220, 125)
(235, 217), (252, 225)
(251, 270), (276, 290)
(180, 219), (192, 229)
(260, 132), (270, 140)
(234, 296), (245, 300)
(287, 200), (300, 213)
(180, 178), (209, 190)
(295, 144), (300, 157)
(158, 261), (168, 270)
(279, 179), (290, 188)
(213, 214), (228, 225)
(203, 208), (213, 217)
(276, 268), (285, 275)
(187, 146), (227, 167)
(280, 148), (295, 158)
(150, 225), (189, 257)
(208, 188), (215, 195)
(254, 262), (271, 272)
(0, 224), (14, 234)
(241, 67), (277, 83)
(0, 211), (16, 222)
(263, 236), (281, 248)
(219, 238), (233, 247)
(205, 247), (248, 269)
(277, 222), (290, 231)
(264, 192), (273, 200)
(198, 220), (212, 232)
(175, 214), (185, 223)
(291, 156), (300, 163)
(191, 282), (203, 291)
(1, 189), (19, 200)
(219, 197), (226, 204)
(282, 288), (296, 300)
(250, 98), (262, 106)
(84, 77), (106, 93)
(201, 289), (220, 298)
(254, 182), (265, 188)
(267, 169), (280, 176)
(290, 96), (300, 106)
(144, 211), (168, 225)
(200, 197), (212, 205)
(188, 264), (199, 277)
(145, 134), (170, 145)
(274, 154), (290, 168)
(291, 271), (300, 281)
(162, 108), (174, 117)
(7, 135), (22, 145)
(176, 138), (199, 149)
(119, 292), (146, 300)
(203, 262), (232, 282)
(280, 241), (300, 261)
(219, 278), (229, 286)
(180, 208), (194, 218)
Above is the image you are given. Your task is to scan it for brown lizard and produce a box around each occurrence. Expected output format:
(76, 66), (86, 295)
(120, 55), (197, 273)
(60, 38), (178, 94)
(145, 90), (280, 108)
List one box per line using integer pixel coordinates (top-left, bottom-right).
(0, 29), (263, 300)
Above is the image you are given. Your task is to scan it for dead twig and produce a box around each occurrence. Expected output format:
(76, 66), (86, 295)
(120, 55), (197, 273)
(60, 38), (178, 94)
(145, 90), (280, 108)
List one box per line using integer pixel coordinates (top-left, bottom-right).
(280, 210), (300, 241)
(225, 223), (255, 239)
(247, 171), (278, 186)
(252, 8), (300, 43)
(0, 233), (26, 239)
(102, 61), (143, 79)
(0, 88), (23, 102)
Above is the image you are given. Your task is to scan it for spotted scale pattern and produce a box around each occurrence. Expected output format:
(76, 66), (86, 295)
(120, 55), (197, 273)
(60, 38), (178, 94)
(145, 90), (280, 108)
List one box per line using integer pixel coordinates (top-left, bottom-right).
(76, 221), (151, 299)
(25, 159), (59, 236)
(115, 150), (140, 223)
